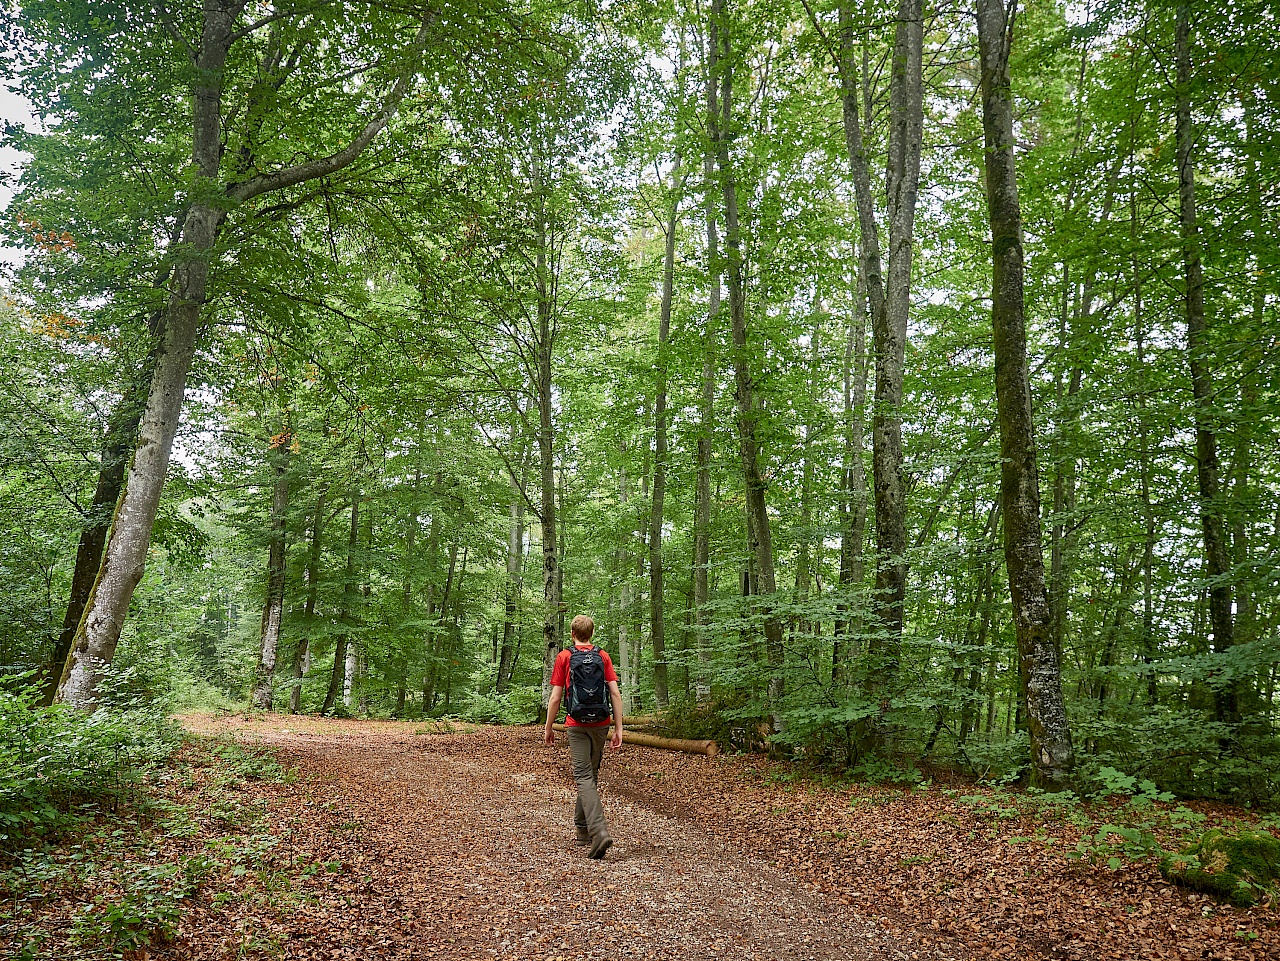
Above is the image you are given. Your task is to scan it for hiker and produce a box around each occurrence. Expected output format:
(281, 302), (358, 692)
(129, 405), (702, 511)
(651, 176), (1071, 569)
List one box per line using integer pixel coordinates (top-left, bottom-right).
(543, 614), (624, 859)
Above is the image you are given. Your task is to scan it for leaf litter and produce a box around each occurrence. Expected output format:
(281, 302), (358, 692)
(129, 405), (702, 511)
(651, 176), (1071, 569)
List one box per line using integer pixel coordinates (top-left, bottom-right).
(10, 714), (1275, 960)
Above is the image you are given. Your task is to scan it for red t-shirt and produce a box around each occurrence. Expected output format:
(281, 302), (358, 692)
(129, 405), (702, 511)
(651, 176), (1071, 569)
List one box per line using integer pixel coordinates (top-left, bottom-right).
(552, 643), (617, 727)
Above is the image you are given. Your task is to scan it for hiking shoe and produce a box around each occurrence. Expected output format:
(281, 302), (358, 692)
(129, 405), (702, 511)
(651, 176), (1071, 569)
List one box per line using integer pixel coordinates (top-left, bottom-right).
(588, 834), (613, 860)
(575, 826), (591, 846)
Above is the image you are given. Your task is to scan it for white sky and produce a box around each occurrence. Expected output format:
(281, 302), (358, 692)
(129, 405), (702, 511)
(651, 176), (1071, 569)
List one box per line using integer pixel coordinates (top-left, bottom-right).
(0, 83), (37, 274)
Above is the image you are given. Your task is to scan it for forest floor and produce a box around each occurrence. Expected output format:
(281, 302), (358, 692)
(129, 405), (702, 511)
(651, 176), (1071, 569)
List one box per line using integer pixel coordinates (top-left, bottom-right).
(6, 714), (1277, 961)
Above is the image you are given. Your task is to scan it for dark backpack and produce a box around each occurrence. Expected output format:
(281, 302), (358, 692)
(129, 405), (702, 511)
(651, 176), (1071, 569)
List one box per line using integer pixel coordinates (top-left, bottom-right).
(565, 645), (611, 724)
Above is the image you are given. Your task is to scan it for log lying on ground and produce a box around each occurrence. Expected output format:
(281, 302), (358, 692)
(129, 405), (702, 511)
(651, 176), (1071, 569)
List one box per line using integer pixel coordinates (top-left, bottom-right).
(551, 724), (717, 756)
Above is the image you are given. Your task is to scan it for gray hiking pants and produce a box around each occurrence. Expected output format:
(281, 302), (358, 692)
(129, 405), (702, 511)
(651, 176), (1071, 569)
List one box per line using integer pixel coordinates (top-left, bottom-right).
(566, 724), (611, 842)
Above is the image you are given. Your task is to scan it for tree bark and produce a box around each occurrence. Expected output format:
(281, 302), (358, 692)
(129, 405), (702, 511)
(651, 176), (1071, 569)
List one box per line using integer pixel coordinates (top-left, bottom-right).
(534, 147), (562, 722)
(252, 436), (291, 710)
(649, 157), (683, 711)
(54, 4), (241, 711)
(712, 0), (785, 733)
(322, 493), (360, 716)
(975, 0), (1074, 789)
(834, 260), (870, 680)
(291, 483), (326, 714)
(868, 0), (924, 692)
(694, 29), (723, 703)
(55, 1), (429, 708)
(792, 331), (820, 641)
(498, 473), (525, 693)
(1175, 2), (1238, 724)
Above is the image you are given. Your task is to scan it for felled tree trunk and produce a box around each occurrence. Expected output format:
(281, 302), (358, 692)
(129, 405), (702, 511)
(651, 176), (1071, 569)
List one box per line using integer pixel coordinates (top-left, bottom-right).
(552, 724), (718, 757)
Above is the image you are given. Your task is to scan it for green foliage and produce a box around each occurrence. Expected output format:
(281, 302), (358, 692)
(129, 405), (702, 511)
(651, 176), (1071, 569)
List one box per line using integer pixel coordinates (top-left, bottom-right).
(850, 757), (926, 786)
(1087, 767), (1176, 805)
(0, 680), (180, 856)
(1160, 829), (1280, 907)
(204, 738), (294, 786)
(460, 684), (542, 725)
(0, 0), (1276, 808)
(658, 695), (755, 748)
(71, 862), (183, 949)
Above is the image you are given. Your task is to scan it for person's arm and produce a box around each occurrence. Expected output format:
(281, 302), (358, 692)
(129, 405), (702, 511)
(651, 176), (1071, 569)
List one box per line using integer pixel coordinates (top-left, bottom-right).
(607, 680), (624, 750)
(544, 685), (564, 746)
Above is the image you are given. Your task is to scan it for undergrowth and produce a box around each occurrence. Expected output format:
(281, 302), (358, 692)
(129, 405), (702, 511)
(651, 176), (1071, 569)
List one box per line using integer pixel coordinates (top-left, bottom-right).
(0, 716), (306, 960)
(0, 676), (181, 857)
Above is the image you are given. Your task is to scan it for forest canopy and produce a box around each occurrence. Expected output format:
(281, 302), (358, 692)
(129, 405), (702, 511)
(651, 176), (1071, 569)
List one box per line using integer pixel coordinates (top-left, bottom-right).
(1, 0), (1277, 803)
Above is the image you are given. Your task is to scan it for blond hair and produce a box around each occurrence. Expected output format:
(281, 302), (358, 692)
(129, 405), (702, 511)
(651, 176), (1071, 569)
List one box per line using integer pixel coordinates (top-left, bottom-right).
(570, 614), (595, 642)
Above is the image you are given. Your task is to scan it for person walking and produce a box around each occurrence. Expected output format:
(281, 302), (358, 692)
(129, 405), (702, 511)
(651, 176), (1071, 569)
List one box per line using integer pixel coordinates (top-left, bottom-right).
(543, 614), (624, 859)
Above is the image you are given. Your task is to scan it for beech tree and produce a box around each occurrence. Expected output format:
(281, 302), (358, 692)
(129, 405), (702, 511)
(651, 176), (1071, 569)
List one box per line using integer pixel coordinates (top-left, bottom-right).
(2, 0), (1276, 802)
(974, 0), (1074, 788)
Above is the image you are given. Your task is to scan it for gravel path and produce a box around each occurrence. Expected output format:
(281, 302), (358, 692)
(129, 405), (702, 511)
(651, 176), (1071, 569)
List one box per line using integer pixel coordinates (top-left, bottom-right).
(183, 716), (945, 961)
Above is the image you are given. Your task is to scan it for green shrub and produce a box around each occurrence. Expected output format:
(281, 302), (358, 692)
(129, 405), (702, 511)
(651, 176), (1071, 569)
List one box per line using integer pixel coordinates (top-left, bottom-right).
(661, 693), (756, 748)
(460, 685), (541, 725)
(0, 681), (180, 856)
(1160, 828), (1280, 907)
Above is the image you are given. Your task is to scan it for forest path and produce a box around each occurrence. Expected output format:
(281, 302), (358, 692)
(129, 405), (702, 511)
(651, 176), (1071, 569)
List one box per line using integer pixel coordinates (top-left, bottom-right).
(181, 715), (930, 961)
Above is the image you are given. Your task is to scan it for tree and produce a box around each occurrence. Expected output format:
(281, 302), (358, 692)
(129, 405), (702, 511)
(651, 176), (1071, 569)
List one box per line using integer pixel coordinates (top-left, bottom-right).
(975, 0), (1074, 788)
(38, 2), (453, 708)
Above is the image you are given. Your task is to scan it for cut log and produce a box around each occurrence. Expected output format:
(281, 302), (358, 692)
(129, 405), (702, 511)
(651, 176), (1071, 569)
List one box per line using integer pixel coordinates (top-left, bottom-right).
(551, 724), (718, 756)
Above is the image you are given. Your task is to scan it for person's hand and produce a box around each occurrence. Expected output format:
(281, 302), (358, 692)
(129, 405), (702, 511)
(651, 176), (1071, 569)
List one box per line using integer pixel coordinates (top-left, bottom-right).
(544, 724), (555, 747)
(610, 726), (622, 750)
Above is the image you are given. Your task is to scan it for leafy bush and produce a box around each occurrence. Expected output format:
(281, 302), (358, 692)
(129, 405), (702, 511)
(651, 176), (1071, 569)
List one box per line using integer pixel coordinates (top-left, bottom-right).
(1074, 708), (1280, 807)
(0, 680), (180, 856)
(460, 685), (541, 725)
(661, 693), (758, 749)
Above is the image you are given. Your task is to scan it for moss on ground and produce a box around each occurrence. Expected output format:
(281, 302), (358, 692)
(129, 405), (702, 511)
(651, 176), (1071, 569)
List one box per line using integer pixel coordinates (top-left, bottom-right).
(1160, 828), (1280, 907)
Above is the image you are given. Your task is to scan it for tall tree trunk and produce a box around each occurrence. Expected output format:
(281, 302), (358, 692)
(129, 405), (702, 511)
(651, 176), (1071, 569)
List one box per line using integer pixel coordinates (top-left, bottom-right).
(791, 328), (822, 652)
(828, 6), (883, 686)
(835, 260), (870, 681)
(694, 35), (722, 702)
(252, 436), (291, 710)
(425, 536), (461, 710)
(345, 504), (375, 710)
(1175, 3), (1238, 725)
(1048, 160), (1120, 662)
(396, 470), (418, 715)
(632, 423), (650, 697)
(444, 546), (468, 708)
(322, 493), (360, 716)
(41, 303), (168, 706)
(867, 0), (924, 696)
(54, 0), (238, 708)
(531, 148), (562, 723)
(1133, 205), (1159, 707)
(291, 483), (326, 714)
(55, 2), (427, 708)
(976, 0), (1074, 789)
(498, 473), (525, 693)
(649, 157), (683, 711)
(711, 0), (785, 733)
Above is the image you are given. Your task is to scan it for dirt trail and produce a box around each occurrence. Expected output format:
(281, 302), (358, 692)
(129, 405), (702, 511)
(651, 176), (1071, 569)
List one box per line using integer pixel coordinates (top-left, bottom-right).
(182, 716), (935, 961)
